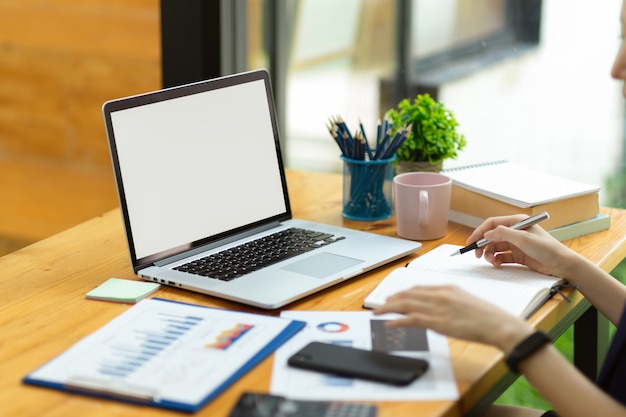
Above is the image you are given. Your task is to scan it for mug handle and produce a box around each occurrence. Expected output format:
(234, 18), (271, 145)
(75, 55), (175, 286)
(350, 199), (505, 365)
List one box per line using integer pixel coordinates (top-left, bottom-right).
(418, 190), (429, 226)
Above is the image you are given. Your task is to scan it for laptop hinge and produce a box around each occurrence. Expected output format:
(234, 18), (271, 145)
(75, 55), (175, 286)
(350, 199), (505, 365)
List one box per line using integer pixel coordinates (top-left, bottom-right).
(153, 221), (284, 267)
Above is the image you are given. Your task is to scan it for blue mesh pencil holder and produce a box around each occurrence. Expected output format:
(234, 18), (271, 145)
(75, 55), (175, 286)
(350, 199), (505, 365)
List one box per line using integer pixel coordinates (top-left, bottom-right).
(341, 155), (395, 221)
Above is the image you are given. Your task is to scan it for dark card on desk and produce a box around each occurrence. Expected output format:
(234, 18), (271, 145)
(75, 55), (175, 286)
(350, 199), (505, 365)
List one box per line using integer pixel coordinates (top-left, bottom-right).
(228, 392), (377, 417)
(370, 320), (429, 352)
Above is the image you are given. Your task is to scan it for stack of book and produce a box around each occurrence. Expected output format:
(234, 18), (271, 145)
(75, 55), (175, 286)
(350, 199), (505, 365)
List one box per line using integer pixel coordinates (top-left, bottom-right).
(442, 161), (610, 241)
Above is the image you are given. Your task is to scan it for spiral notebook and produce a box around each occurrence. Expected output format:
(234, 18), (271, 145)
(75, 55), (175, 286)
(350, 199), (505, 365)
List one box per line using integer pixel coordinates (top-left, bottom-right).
(443, 160), (600, 207)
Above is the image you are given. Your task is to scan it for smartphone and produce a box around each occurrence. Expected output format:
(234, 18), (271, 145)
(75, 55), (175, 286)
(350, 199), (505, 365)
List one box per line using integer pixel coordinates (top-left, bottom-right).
(287, 341), (429, 386)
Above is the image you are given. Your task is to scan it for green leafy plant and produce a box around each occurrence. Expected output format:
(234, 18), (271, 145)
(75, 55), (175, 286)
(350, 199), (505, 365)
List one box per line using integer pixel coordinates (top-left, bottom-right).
(387, 94), (466, 165)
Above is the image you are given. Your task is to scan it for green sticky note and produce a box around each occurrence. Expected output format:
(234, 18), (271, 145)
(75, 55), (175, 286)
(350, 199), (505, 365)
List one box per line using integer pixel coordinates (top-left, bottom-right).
(86, 278), (161, 303)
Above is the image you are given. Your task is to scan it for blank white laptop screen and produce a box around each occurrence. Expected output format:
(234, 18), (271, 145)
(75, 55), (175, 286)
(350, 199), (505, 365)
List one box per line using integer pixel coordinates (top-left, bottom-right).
(109, 79), (286, 260)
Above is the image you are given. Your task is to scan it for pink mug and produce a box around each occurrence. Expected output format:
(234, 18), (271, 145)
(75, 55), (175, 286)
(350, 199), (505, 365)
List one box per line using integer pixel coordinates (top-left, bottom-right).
(393, 172), (452, 240)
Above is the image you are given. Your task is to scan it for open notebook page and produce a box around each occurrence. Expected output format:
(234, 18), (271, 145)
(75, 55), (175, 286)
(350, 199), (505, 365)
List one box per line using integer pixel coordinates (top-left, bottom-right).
(363, 244), (563, 318)
(408, 244), (563, 288)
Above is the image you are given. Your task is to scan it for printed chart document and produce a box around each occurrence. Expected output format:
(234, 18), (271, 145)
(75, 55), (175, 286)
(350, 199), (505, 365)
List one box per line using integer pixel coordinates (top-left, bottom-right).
(364, 244), (565, 318)
(23, 298), (305, 412)
(271, 310), (458, 401)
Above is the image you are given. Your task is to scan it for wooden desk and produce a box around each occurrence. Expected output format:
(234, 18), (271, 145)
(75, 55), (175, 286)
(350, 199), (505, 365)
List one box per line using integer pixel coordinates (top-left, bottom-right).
(2, 169), (626, 417)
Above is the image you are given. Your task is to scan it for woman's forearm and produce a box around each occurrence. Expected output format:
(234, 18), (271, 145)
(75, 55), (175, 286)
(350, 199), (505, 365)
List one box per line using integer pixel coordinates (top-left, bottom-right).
(517, 343), (626, 416)
(560, 250), (626, 326)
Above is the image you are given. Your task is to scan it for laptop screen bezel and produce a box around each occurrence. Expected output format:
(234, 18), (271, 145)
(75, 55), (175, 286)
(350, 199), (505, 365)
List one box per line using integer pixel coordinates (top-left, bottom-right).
(102, 69), (292, 272)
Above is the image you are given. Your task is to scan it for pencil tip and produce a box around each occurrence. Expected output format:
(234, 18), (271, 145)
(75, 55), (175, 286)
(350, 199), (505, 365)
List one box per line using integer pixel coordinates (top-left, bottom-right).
(450, 251), (460, 257)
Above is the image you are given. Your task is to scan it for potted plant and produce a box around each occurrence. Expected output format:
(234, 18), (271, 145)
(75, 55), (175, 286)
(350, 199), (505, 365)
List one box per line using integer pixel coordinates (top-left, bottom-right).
(386, 93), (466, 174)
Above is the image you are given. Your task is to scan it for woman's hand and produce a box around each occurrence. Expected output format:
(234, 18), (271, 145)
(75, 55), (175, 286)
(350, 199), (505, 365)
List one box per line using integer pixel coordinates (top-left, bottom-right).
(373, 285), (533, 354)
(466, 215), (578, 278)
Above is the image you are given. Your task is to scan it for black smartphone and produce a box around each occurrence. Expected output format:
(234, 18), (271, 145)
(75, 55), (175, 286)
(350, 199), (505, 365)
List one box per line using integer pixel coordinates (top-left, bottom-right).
(287, 341), (429, 386)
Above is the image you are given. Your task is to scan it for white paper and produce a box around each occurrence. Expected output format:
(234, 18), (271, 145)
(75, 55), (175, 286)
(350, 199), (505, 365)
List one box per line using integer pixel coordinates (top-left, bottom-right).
(444, 161), (599, 207)
(364, 244), (563, 318)
(407, 244), (561, 288)
(27, 298), (296, 405)
(271, 311), (458, 401)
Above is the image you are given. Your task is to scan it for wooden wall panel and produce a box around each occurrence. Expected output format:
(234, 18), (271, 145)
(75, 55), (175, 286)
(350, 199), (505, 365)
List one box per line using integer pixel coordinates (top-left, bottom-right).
(0, 0), (161, 250)
(0, 0), (161, 169)
(0, 0), (159, 60)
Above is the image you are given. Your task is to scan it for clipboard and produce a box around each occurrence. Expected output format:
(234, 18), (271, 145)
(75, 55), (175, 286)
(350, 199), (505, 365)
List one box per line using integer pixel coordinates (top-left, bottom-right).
(23, 298), (305, 412)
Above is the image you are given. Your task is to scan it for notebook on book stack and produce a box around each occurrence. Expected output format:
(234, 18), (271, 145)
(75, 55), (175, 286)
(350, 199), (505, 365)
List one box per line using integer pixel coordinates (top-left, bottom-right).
(442, 161), (608, 239)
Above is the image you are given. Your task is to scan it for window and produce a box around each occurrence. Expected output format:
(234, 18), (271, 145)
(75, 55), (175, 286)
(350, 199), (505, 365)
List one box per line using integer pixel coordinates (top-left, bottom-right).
(388, 0), (541, 106)
(283, 0), (542, 173)
(161, 0), (623, 204)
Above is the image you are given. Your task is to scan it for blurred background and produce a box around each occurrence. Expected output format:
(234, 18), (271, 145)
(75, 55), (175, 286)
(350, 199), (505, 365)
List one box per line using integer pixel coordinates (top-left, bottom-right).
(1, 0), (622, 256)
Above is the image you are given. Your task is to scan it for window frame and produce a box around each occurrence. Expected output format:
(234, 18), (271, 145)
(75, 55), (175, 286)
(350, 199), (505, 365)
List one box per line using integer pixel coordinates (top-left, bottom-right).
(391, 0), (542, 103)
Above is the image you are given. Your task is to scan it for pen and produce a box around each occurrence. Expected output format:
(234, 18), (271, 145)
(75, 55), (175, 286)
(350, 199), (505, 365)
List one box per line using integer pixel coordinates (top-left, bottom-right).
(450, 211), (550, 256)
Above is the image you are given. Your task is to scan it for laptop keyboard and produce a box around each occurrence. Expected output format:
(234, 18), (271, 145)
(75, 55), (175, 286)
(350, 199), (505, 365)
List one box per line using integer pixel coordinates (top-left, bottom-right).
(173, 227), (345, 281)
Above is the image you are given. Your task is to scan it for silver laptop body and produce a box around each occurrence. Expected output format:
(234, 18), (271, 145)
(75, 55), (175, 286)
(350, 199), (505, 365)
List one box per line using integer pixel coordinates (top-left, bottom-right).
(103, 69), (421, 309)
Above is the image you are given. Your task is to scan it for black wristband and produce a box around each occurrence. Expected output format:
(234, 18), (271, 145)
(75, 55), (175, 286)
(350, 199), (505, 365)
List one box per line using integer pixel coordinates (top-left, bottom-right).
(505, 331), (551, 374)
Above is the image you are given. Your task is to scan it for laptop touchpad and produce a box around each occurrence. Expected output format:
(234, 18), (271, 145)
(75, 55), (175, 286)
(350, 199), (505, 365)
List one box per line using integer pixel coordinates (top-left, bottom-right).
(281, 252), (364, 278)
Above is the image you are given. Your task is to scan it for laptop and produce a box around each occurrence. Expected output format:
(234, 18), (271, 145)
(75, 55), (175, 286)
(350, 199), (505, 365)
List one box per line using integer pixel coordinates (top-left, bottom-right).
(102, 69), (421, 309)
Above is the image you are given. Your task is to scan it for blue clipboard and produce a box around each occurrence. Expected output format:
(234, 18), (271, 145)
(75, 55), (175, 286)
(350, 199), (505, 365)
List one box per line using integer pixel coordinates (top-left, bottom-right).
(23, 297), (306, 412)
